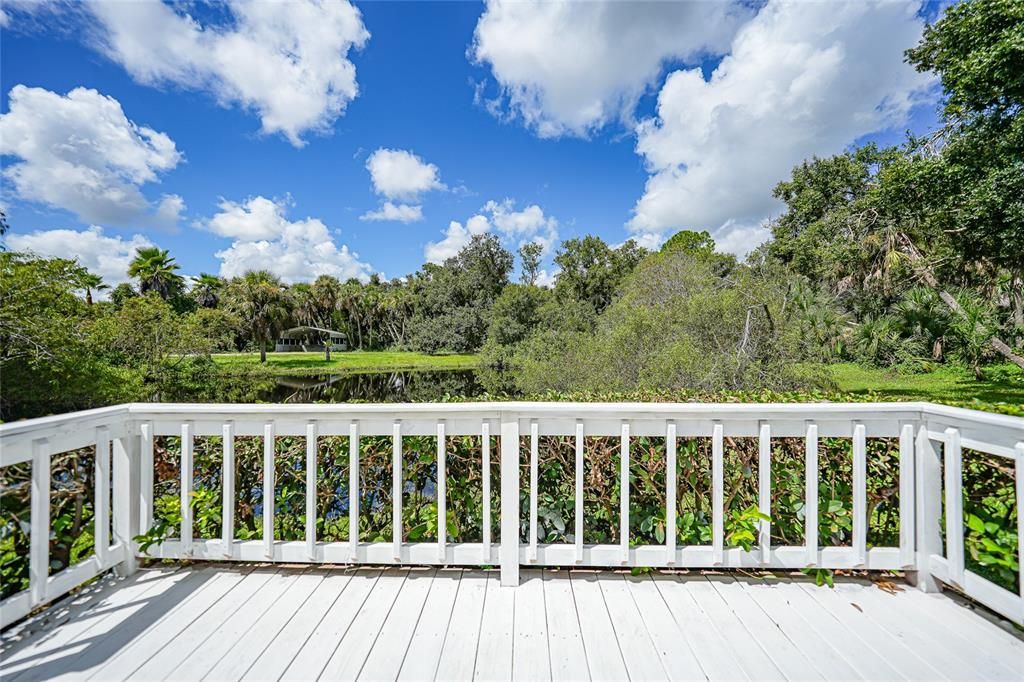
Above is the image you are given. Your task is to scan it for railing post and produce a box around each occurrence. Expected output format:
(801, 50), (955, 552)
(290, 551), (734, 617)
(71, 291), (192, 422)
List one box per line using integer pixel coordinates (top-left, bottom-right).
(112, 428), (141, 576)
(1015, 442), (1024, 623)
(29, 438), (51, 606)
(912, 423), (942, 592)
(500, 413), (520, 587)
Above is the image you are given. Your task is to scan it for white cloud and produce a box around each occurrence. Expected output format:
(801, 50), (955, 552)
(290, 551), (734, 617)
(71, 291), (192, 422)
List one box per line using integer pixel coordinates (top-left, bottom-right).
(713, 221), (772, 261)
(365, 148), (446, 201)
(484, 199), (558, 253)
(424, 199), (558, 264)
(471, 0), (749, 137)
(627, 0), (934, 254)
(86, 0), (369, 147)
(203, 195), (292, 240)
(360, 202), (423, 223)
(535, 269), (557, 289)
(6, 225), (152, 291)
(424, 216), (491, 265)
(0, 85), (184, 228)
(208, 196), (372, 283)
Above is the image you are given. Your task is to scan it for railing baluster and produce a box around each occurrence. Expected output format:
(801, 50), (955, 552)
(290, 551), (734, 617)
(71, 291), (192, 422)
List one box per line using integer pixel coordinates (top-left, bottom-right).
(899, 423), (916, 568)
(349, 420), (359, 562)
(758, 422), (771, 564)
(96, 427), (111, 564)
(620, 421), (630, 563)
(666, 421), (676, 565)
(529, 420), (539, 562)
(180, 422), (193, 556)
(306, 421), (318, 561)
(140, 421), (154, 535)
(30, 438), (50, 606)
(712, 422), (724, 564)
(805, 422), (818, 566)
(853, 423), (867, 565)
(393, 420), (402, 561)
(222, 423), (235, 558)
(944, 427), (964, 586)
(1015, 442), (1024, 620)
(575, 420), (585, 563)
(437, 421), (447, 562)
(263, 421), (275, 559)
(482, 421), (491, 563)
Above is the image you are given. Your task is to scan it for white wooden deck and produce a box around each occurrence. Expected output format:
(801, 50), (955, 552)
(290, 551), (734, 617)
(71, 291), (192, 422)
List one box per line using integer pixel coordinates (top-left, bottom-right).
(3, 566), (1023, 681)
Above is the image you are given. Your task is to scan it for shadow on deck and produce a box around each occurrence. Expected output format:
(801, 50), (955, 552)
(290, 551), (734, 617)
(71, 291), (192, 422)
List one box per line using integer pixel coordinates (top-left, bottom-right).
(2, 564), (1022, 681)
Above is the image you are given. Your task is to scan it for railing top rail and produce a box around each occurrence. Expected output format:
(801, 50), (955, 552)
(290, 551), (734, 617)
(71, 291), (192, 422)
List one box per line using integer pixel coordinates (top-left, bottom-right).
(0, 404), (130, 437)
(3, 400), (1021, 442)
(124, 400), (932, 415)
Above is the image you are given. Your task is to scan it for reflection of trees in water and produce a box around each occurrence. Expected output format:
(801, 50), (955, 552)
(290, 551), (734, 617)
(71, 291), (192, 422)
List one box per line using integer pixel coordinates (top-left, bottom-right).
(271, 369), (489, 403)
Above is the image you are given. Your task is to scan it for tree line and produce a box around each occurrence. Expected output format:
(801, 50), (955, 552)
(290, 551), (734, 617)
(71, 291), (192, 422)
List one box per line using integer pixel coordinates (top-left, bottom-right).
(1, 0), (1021, 420)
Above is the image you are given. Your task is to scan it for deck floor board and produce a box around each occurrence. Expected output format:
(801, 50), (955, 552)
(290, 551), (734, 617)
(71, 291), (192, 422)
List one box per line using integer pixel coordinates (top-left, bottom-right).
(2, 564), (1021, 682)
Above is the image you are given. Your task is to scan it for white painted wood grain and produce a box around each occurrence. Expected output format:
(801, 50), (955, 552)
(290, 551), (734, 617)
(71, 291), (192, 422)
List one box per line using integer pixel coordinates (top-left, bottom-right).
(794, 578), (949, 680)
(79, 566), (253, 680)
(167, 569), (298, 680)
(130, 567), (278, 680)
(598, 571), (666, 681)
(542, 569), (588, 681)
(473, 572), (514, 681)
(831, 580), (1017, 680)
(398, 568), (462, 681)
(280, 569), (381, 681)
(512, 569), (551, 681)
(568, 572), (628, 681)
(203, 570), (324, 681)
(741, 576), (890, 680)
(359, 567), (436, 680)
(688, 575), (792, 680)
(435, 569), (488, 682)
(242, 570), (354, 682)
(318, 568), (407, 680)
(2, 568), (187, 682)
(626, 573), (705, 680)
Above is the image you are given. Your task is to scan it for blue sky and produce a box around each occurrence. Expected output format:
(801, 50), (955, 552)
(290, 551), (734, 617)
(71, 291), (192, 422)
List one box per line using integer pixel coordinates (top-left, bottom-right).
(1, 1), (943, 288)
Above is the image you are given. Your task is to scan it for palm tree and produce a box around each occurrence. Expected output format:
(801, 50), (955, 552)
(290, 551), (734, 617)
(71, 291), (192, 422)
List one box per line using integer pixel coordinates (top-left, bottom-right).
(192, 273), (223, 308)
(128, 247), (183, 301)
(80, 273), (108, 306)
(227, 270), (290, 363)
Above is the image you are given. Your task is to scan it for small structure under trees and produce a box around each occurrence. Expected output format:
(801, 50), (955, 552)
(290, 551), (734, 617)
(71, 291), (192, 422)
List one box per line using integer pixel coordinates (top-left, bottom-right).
(275, 325), (348, 359)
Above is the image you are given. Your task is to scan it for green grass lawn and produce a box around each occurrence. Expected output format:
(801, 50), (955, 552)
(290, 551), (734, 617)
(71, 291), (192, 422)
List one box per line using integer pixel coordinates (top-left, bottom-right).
(212, 350), (480, 375)
(828, 362), (1024, 411)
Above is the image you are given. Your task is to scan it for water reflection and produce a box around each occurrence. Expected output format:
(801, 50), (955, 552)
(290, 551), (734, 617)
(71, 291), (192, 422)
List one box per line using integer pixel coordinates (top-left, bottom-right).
(268, 369), (488, 403)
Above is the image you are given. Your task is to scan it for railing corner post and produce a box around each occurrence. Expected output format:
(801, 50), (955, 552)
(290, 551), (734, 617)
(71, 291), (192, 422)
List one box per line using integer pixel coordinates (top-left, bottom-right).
(113, 427), (141, 576)
(910, 422), (942, 593)
(499, 413), (520, 587)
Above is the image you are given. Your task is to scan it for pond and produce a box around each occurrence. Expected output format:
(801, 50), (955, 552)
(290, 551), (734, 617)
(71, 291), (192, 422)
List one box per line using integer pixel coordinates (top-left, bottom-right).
(269, 369), (491, 403)
(200, 368), (502, 403)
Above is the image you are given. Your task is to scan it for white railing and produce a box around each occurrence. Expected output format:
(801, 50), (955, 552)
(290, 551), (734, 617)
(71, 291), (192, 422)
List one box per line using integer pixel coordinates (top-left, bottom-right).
(1, 402), (1021, 628)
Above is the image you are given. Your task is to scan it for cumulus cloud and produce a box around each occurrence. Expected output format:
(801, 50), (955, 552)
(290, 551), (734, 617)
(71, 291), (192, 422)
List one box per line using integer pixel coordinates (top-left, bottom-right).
(365, 148), (446, 201)
(471, 0), (749, 137)
(424, 216), (491, 264)
(0, 85), (184, 229)
(6, 225), (152, 291)
(423, 199), (558, 264)
(86, 0), (369, 147)
(206, 195), (372, 283)
(202, 195), (292, 240)
(484, 199), (558, 252)
(360, 202), (423, 223)
(627, 0), (934, 254)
